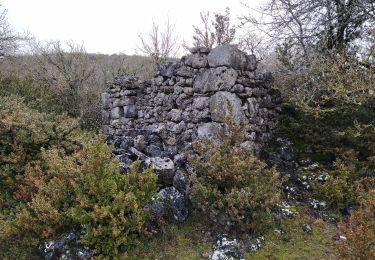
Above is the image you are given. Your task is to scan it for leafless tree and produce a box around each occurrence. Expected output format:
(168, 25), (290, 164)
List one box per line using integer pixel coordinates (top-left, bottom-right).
(240, 0), (375, 107)
(192, 11), (215, 48)
(30, 40), (96, 118)
(137, 16), (179, 63)
(213, 8), (237, 46)
(0, 5), (24, 57)
(192, 7), (236, 48)
(241, 0), (375, 63)
(238, 31), (264, 56)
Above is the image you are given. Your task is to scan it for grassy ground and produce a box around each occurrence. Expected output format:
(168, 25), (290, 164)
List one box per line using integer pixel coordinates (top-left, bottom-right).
(127, 214), (211, 259)
(125, 211), (339, 260)
(246, 215), (339, 260)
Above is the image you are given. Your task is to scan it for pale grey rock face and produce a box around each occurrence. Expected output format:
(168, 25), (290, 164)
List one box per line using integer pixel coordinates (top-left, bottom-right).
(193, 67), (238, 93)
(185, 53), (208, 68)
(145, 157), (175, 185)
(171, 121), (186, 134)
(192, 97), (209, 110)
(207, 44), (257, 71)
(246, 54), (257, 71)
(134, 135), (147, 151)
(209, 91), (246, 123)
(197, 122), (224, 139)
(169, 109), (183, 122)
(101, 111), (110, 125)
(110, 107), (123, 119)
(176, 65), (194, 78)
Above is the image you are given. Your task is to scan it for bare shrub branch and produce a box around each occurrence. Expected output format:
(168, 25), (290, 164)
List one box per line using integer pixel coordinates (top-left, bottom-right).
(137, 16), (179, 63)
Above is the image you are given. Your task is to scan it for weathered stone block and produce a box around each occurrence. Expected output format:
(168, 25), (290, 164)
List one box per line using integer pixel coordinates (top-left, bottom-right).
(169, 109), (183, 122)
(171, 121), (186, 134)
(101, 93), (111, 109)
(101, 111), (110, 125)
(192, 97), (209, 110)
(111, 107), (123, 119)
(209, 91), (246, 123)
(189, 46), (211, 54)
(193, 67), (238, 93)
(176, 65), (194, 77)
(123, 105), (137, 118)
(247, 98), (259, 116)
(145, 157), (175, 185)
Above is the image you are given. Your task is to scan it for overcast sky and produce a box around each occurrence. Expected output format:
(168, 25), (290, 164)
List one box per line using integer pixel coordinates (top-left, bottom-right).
(2, 0), (265, 55)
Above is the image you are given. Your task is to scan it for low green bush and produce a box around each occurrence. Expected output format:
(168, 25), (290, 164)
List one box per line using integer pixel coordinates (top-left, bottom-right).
(0, 96), (157, 258)
(338, 190), (375, 259)
(69, 139), (158, 257)
(0, 95), (84, 208)
(0, 72), (64, 114)
(0, 136), (158, 259)
(188, 122), (281, 234)
(276, 100), (375, 211)
(0, 148), (82, 258)
(276, 100), (375, 163)
(313, 150), (375, 211)
(313, 158), (357, 211)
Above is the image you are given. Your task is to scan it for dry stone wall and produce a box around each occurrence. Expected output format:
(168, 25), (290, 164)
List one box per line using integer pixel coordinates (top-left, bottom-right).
(102, 44), (281, 188)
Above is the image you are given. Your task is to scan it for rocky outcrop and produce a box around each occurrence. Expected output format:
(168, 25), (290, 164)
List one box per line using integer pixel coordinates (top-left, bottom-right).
(101, 45), (281, 221)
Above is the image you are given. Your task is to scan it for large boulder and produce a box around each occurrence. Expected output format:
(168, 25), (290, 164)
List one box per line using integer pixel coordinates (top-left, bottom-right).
(148, 187), (188, 223)
(209, 91), (246, 123)
(207, 44), (257, 71)
(193, 67), (238, 93)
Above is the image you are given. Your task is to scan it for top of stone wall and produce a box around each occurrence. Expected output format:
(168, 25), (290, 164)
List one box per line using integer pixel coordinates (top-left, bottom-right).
(183, 44), (257, 71)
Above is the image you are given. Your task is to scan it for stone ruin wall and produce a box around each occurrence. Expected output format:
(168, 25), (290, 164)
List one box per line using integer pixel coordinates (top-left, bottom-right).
(101, 45), (281, 188)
